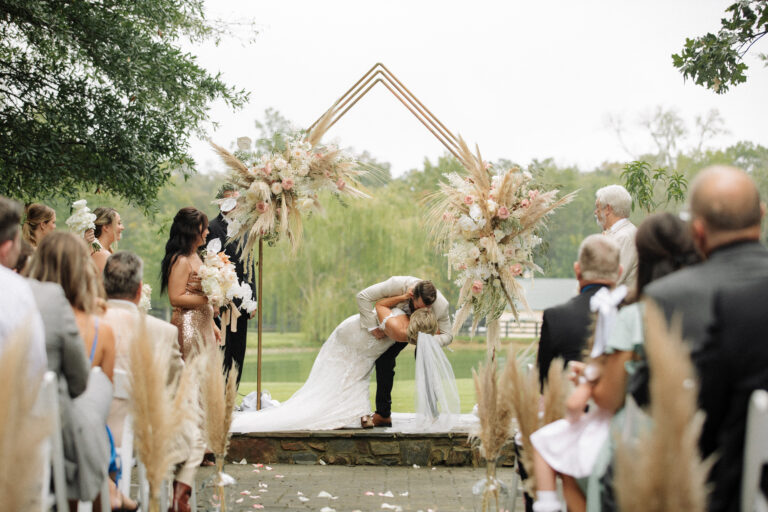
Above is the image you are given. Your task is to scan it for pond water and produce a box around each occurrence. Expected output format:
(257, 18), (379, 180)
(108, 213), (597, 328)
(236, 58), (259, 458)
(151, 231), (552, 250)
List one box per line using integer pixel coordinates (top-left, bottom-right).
(241, 345), (519, 383)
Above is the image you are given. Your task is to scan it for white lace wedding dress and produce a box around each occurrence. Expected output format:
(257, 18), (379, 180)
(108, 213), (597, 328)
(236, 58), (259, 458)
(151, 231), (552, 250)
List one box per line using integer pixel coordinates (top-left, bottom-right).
(230, 307), (460, 432)
(230, 311), (400, 432)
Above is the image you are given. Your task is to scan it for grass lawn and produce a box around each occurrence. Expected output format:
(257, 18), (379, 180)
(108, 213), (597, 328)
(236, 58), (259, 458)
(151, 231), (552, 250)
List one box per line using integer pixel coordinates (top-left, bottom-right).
(237, 378), (478, 414)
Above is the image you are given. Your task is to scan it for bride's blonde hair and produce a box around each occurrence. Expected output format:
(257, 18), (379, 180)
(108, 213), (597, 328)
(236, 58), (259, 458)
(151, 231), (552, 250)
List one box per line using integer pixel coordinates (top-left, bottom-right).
(407, 308), (438, 345)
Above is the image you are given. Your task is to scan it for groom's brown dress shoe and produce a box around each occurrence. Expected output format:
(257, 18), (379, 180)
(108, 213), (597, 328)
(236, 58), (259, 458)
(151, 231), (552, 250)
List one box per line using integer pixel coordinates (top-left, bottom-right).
(372, 413), (392, 427)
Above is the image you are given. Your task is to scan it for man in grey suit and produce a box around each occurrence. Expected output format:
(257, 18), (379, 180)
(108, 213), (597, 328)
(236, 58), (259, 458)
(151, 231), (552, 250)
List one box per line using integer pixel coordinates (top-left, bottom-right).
(637, 165), (768, 405)
(357, 277), (452, 427)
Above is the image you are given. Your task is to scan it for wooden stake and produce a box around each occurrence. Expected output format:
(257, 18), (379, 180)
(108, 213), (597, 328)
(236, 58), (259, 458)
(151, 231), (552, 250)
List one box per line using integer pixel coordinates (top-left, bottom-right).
(257, 237), (263, 410)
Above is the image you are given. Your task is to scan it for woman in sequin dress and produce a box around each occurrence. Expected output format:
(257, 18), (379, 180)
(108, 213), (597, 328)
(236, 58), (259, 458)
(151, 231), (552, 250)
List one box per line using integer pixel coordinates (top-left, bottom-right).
(161, 207), (221, 360)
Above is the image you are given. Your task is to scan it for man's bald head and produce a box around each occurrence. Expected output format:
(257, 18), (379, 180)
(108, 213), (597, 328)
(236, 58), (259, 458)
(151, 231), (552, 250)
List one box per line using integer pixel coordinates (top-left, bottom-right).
(689, 166), (762, 232)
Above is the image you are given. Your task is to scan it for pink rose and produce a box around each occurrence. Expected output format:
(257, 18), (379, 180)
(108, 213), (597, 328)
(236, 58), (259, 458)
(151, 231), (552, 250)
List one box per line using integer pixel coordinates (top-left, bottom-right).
(464, 195), (474, 205)
(336, 179), (346, 191)
(256, 202), (268, 214)
(520, 199), (530, 208)
(282, 178), (295, 191)
(458, 263), (468, 271)
(263, 162), (272, 175)
(442, 212), (453, 222)
(510, 263), (523, 276)
(471, 280), (484, 295)
(528, 189), (539, 200)
(497, 205), (510, 219)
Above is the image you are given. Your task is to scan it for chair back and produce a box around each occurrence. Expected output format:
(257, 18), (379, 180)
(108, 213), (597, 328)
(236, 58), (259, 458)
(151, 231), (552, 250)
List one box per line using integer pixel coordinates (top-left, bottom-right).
(35, 371), (67, 512)
(742, 389), (768, 512)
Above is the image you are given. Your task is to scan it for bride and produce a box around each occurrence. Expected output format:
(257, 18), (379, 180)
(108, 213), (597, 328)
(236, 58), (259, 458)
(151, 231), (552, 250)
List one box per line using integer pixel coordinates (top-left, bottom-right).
(230, 293), (458, 432)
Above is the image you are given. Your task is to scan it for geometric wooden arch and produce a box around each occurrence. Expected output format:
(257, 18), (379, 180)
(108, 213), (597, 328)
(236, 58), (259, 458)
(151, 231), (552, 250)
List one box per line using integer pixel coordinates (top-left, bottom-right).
(308, 62), (465, 163)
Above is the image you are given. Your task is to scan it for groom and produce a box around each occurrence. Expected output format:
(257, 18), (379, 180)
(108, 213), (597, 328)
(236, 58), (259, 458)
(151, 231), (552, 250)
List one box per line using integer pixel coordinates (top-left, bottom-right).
(357, 276), (452, 427)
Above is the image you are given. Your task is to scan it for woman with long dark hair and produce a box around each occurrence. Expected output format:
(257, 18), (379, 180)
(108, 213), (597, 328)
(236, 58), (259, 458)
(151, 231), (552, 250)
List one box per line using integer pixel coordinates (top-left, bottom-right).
(161, 207), (220, 360)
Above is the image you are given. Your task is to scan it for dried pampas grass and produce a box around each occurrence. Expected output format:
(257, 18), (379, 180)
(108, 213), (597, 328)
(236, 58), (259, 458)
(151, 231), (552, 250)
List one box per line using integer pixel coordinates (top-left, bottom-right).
(470, 356), (514, 462)
(615, 302), (710, 512)
(129, 317), (195, 511)
(0, 326), (49, 511)
(542, 358), (568, 426)
(199, 343), (238, 460)
(199, 343), (238, 511)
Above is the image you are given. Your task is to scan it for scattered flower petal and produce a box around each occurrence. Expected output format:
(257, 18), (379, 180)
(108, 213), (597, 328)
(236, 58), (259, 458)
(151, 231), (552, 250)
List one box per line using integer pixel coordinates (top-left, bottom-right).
(252, 469), (260, 473)
(320, 508), (337, 512)
(299, 496), (310, 502)
(265, 466), (272, 470)
(381, 504), (403, 511)
(412, 464), (420, 469)
(297, 491), (304, 496)
(378, 491), (394, 497)
(240, 491), (250, 495)
(236, 498), (244, 504)
(364, 491), (375, 496)
(399, 491), (409, 497)
(317, 491), (336, 499)
(253, 505), (264, 510)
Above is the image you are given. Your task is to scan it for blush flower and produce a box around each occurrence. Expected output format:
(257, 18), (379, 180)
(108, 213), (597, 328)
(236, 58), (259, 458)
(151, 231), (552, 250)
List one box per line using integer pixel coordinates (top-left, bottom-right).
(528, 189), (539, 200)
(256, 202), (268, 214)
(336, 179), (346, 191)
(464, 195), (474, 205)
(471, 280), (484, 295)
(520, 199), (530, 208)
(509, 263), (523, 276)
(282, 178), (295, 191)
(497, 205), (510, 219)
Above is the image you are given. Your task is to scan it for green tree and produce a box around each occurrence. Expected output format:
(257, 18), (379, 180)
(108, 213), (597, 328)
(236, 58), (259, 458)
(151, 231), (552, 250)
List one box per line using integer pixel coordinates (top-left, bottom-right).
(672, 1), (768, 93)
(0, 0), (248, 208)
(621, 161), (688, 214)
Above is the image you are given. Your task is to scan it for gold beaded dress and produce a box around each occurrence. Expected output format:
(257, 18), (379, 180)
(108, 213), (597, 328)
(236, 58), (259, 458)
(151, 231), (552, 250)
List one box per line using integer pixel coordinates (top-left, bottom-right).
(170, 269), (215, 361)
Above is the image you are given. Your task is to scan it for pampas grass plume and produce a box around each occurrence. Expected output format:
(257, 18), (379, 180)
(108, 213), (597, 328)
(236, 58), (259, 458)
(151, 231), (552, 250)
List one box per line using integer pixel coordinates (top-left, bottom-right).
(615, 302), (710, 512)
(199, 343), (238, 459)
(0, 326), (49, 511)
(129, 317), (194, 507)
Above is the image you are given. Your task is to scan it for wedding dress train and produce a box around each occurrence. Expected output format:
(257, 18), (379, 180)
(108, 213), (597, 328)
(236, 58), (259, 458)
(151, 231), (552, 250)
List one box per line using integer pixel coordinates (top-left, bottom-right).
(230, 308), (460, 433)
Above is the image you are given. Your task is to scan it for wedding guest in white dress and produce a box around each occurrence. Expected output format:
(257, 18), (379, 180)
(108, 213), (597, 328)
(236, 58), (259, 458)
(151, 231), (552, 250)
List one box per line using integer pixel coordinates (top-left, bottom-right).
(230, 295), (440, 433)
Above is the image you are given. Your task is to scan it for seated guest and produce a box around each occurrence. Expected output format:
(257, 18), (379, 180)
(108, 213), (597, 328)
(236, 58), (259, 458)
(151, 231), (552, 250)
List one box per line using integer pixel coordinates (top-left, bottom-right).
(0, 197), (46, 373)
(537, 234), (621, 389)
(696, 278), (768, 512)
(24, 235), (113, 505)
(102, 251), (201, 512)
(28, 232), (116, 380)
(645, 165), (768, 355)
(22, 202), (56, 250)
(594, 185), (637, 292)
(91, 207), (124, 274)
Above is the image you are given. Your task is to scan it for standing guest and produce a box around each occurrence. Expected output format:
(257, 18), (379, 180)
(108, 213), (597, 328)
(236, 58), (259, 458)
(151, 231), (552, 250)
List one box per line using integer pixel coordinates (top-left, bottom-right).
(91, 207), (125, 274)
(24, 232), (115, 506)
(0, 197), (46, 373)
(103, 251), (202, 511)
(22, 202), (56, 249)
(536, 234), (621, 390)
(594, 185), (637, 293)
(206, 183), (255, 387)
(162, 207), (221, 361)
(29, 232), (116, 380)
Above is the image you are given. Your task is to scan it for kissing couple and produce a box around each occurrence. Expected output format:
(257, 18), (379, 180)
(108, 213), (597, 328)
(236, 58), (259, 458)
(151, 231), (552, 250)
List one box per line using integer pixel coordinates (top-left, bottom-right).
(230, 276), (460, 433)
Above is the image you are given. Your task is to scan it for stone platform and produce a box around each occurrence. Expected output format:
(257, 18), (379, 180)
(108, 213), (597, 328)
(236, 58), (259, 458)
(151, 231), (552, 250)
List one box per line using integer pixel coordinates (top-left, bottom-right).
(228, 413), (516, 467)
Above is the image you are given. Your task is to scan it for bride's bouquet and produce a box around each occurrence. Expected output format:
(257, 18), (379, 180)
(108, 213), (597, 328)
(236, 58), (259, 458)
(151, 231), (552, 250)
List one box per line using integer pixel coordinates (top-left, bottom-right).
(199, 239), (258, 314)
(65, 199), (101, 252)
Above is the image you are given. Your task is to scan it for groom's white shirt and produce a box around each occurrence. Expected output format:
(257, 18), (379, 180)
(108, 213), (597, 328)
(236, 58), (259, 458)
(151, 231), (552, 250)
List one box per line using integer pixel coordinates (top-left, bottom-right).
(356, 276), (453, 347)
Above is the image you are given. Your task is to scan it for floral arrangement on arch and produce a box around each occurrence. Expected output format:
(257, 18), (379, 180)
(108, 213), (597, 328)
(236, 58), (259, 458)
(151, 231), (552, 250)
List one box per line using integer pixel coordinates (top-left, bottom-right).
(428, 139), (575, 353)
(210, 115), (369, 268)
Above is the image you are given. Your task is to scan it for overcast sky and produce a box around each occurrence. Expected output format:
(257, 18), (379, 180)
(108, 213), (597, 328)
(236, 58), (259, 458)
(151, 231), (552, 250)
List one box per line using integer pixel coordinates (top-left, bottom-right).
(188, 0), (768, 177)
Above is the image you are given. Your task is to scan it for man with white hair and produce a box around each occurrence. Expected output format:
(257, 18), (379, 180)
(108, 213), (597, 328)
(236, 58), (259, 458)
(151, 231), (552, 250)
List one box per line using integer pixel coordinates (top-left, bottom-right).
(595, 185), (637, 291)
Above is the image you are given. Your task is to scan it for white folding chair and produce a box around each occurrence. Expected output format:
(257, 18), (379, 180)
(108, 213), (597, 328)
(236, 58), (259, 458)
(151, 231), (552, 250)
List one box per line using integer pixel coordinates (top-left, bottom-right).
(742, 389), (768, 512)
(113, 369), (135, 497)
(35, 371), (67, 512)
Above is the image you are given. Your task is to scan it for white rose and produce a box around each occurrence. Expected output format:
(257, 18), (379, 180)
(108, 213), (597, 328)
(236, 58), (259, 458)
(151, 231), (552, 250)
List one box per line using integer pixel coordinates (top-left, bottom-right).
(274, 157), (287, 170)
(468, 246), (480, 260)
(271, 182), (283, 195)
(469, 204), (483, 222)
(486, 199), (498, 214)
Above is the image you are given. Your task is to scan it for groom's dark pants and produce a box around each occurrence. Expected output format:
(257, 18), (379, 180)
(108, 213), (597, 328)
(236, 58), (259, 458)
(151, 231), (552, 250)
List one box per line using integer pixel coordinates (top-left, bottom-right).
(215, 307), (249, 389)
(374, 341), (409, 418)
